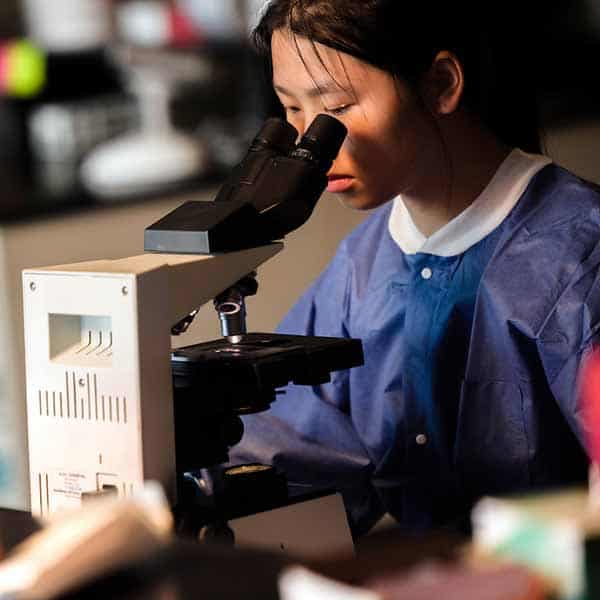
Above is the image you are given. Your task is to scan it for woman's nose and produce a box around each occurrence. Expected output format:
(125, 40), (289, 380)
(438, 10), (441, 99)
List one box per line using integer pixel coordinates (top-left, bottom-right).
(292, 111), (319, 141)
(290, 117), (306, 141)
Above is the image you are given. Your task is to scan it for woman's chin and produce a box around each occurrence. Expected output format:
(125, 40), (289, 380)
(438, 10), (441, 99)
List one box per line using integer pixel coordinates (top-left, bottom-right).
(335, 190), (392, 211)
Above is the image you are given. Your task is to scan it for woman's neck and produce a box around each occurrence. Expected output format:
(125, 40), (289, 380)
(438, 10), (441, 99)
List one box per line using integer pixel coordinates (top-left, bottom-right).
(402, 114), (511, 238)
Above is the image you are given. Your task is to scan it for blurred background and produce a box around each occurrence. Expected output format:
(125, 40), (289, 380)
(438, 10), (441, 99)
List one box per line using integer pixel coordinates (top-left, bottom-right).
(0, 0), (276, 208)
(1, 0), (600, 210)
(0, 0), (599, 511)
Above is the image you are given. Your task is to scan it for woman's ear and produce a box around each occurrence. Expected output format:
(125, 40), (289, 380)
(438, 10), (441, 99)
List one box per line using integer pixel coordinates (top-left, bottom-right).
(420, 50), (465, 116)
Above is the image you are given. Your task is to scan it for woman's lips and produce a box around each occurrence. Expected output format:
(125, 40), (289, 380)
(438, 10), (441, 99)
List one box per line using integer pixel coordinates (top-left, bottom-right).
(327, 175), (354, 194)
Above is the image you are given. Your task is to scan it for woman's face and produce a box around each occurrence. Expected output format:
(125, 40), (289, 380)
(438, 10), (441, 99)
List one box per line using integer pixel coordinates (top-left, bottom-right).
(271, 29), (440, 210)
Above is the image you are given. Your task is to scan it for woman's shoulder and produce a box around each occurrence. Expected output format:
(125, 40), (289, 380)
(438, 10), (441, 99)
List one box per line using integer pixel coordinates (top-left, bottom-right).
(491, 163), (600, 271)
(481, 164), (600, 337)
(511, 163), (600, 235)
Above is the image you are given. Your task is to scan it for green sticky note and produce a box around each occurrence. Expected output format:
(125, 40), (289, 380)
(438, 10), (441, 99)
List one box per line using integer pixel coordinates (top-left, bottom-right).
(7, 40), (46, 98)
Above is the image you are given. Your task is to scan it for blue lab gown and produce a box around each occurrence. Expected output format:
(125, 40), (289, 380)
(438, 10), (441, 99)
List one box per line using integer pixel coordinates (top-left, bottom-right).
(232, 164), (599, 535)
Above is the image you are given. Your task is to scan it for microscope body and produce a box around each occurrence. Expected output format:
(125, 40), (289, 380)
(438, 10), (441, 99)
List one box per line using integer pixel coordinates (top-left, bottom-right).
(22, 245), (281, 517)
(22, 113), (359, 555)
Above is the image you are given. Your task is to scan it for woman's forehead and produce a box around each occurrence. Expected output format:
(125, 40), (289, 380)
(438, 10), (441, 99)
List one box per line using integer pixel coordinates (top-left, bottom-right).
(271, 28), (359, 93)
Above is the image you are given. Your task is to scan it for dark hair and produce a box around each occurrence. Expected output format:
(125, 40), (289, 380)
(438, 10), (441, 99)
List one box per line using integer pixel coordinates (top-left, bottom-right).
(252, 0), (540, 153)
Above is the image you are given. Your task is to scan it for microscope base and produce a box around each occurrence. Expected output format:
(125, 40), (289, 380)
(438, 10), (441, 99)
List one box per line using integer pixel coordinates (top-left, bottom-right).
(228, 491), (353, 558)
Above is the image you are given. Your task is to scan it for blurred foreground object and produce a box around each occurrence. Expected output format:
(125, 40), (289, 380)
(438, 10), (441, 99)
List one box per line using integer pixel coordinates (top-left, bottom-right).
(278, 563), (547, 600)
(0, 481), (172, 600)
(471, 488), (600, 599)
(582, 349), (600, 514)
(368, 562), (547, 600)
(280, 566), (379, 600)
(469, 348), (600, 599)
(582, 348), (600, 465)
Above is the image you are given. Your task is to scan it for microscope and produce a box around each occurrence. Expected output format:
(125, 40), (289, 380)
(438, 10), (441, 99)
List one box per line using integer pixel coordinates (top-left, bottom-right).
(22, 114), (363, 547)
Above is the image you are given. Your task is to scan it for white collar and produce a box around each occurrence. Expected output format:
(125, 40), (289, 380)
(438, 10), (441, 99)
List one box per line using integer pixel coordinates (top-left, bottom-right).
(388, 149), (552, 257)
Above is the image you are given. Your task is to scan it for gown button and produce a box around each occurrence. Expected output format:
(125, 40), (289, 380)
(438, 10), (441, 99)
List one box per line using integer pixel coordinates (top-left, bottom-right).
(420, 267), (432, 280)
(415, 433), (428, 445)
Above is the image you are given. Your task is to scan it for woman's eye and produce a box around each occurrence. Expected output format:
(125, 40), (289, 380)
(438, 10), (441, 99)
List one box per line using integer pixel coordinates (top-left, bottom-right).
(284, 106), (301, 115)
(326, 104), (352, 116)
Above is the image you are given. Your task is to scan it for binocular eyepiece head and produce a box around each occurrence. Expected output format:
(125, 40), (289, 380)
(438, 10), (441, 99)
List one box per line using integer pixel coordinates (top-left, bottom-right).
(253, 113), (347, 171)
(145, 113), (347, 254)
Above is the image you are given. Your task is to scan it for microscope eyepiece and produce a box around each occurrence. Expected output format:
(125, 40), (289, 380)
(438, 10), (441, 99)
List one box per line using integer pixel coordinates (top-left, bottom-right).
(291, 114), (347, 170)
(251, 118), (298, 154)
(145, 113), (348, 253)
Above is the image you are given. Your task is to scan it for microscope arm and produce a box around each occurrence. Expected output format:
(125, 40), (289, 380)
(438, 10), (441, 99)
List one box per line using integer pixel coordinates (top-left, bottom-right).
(40, 243), (282, 327)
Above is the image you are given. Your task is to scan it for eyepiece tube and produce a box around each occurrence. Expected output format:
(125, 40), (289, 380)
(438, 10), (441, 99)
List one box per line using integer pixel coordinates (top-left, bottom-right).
(251, 118), (298, 154)
(292, 114), (347, 170)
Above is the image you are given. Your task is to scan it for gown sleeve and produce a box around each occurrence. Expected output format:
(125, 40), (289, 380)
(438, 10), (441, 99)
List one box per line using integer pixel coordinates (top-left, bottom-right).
(537, 238), (600, 449)
(229, 241), (385, 535)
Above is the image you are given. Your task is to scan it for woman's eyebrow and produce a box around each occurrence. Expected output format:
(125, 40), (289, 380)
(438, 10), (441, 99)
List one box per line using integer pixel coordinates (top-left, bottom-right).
(274, 81), (347, 98)
(274, 84), (294, 97)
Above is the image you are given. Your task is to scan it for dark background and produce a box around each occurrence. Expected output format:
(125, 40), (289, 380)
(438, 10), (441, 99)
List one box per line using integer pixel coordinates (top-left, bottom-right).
(1, 0), (600, 219)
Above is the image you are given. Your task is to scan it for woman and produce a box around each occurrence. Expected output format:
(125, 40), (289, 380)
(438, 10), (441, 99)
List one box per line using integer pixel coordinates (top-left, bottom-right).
(231, 0), (600, 536)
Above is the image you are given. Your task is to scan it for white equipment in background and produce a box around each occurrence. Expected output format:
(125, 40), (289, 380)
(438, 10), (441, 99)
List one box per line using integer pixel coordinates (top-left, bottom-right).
(22, 244), (281, 518)
(81, 46), (210, 199)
